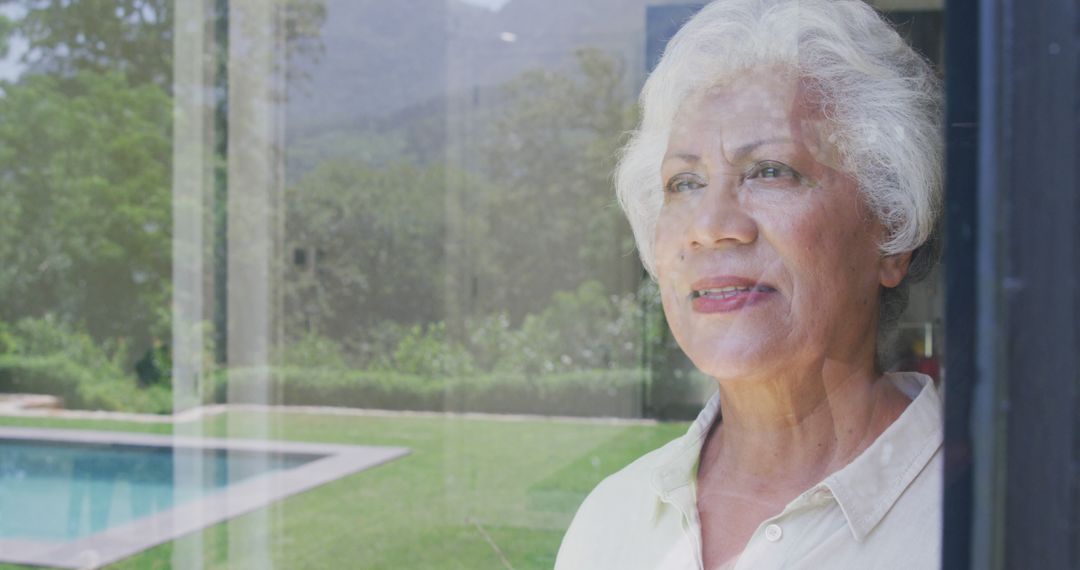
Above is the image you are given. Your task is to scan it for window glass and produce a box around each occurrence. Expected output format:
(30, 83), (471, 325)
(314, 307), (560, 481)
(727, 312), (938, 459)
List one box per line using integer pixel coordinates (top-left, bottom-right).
(0, 0), (945, 568)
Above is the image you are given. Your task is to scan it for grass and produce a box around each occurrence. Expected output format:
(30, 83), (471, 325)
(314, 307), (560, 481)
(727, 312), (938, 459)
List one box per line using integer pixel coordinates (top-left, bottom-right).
(0, 411), (687, 569)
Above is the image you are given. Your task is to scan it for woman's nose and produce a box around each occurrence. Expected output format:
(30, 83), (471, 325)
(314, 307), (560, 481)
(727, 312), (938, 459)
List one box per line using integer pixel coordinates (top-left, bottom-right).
(686, 177), (758, 248)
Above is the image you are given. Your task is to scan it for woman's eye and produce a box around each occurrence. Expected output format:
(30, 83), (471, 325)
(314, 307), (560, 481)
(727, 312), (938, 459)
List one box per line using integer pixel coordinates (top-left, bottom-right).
(747, 161), (800, 181)
(665, 174), (705, 193)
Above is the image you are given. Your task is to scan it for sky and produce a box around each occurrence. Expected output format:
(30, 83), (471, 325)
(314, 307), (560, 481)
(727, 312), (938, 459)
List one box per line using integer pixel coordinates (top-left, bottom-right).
(0, 39), (26, 82)
(0, 6), (25, 82)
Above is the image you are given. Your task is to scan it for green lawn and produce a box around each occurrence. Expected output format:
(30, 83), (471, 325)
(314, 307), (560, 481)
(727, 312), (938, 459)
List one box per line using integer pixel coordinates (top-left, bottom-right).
(0, 412), (687, 569)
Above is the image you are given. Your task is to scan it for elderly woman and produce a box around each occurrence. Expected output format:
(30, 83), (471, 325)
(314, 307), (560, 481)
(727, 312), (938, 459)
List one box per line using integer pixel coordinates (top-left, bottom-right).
(555, 1), (943, 569)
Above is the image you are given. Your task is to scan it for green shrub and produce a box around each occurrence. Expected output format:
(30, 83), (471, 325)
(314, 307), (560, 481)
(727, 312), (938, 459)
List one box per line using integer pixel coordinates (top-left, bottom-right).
(385, 322), (475, 378)
(205, 367), (445, 411)
(135, 339), (172, 387)
(207, 366), (649, 418)
(464, 312), (521, 373)
(0, 354), (171, 413)
(0, 315), (169, 413)
(473, 280), (646, 375)
(447, 369), (648, 417)
(275, 330), (349, 370)
(0, 320), (16, 355)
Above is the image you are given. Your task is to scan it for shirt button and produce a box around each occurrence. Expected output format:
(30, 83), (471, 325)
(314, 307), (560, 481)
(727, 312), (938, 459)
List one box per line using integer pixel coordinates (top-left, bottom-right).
(765, 523), (783, 542)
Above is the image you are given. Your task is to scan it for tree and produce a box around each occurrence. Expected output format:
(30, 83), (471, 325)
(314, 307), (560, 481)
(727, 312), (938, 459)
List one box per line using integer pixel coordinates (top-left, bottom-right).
(283, 160), (483, 354)
(0, 71), (173, 344)
(0, 0), (327, 90)
(2, 0), (174, 87)
(474, 48), (640, 319)
(0, 0), (330, 362)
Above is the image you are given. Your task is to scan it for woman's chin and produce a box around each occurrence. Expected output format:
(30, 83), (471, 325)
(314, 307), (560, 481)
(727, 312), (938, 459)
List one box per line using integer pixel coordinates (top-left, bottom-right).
(684, 342), (786, 382)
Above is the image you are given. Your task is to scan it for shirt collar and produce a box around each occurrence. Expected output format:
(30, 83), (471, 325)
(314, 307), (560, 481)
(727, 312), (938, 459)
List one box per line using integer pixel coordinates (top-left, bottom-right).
(649, 389), (720, 499)
(647, 372), (943, 542)
(823, 372), (943, 541)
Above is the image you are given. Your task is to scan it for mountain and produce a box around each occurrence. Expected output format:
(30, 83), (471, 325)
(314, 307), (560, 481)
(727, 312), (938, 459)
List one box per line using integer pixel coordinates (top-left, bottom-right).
(285, 0), (698, 129)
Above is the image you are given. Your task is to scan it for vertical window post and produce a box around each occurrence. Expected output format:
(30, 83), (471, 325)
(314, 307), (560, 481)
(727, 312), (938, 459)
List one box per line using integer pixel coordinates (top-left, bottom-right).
(171, 1), (218, 567)
(226, 0), (286, 566)
(949, 0), (1080, 567)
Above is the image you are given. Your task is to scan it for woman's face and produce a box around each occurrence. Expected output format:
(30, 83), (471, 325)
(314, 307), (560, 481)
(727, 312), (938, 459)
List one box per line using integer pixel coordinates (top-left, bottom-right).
(655, 68), (909, 381)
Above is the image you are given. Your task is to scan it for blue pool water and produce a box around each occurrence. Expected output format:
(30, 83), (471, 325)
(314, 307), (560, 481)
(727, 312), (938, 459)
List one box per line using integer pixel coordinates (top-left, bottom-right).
(0, 439), (322, 541)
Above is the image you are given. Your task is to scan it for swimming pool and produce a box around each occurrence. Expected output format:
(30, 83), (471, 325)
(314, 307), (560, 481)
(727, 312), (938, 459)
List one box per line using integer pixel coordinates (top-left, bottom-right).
(0, 427), (409, 568)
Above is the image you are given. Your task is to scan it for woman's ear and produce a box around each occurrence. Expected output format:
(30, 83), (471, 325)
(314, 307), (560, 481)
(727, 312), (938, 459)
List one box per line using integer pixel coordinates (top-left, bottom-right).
(879, 251), (913, 288)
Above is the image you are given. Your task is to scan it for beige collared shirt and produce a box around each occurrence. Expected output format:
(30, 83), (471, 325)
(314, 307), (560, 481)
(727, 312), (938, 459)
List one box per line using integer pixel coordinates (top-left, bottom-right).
(555, 372), (943, 570)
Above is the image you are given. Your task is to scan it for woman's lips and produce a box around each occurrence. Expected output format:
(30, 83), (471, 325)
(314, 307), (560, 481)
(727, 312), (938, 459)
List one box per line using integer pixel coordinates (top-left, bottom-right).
(689, 276), (777, 313)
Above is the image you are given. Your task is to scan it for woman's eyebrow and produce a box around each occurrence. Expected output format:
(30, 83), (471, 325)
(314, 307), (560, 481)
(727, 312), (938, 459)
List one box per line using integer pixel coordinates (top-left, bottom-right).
(663, 138), (794, 167)
(662, 152), (701, 166)
(730, 137), (794, 161)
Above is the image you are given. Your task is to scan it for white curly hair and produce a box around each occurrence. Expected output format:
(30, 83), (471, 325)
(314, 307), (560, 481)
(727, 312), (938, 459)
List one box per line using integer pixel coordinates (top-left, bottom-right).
(616, 0), (943, 360)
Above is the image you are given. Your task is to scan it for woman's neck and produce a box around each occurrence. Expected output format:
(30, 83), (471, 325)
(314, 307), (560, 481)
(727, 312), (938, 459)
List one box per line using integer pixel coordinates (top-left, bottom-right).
(698, 361), (910, 490)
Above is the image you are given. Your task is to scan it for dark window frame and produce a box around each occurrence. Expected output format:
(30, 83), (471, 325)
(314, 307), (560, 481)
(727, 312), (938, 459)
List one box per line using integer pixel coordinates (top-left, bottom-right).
(945, 0), (1080, 567)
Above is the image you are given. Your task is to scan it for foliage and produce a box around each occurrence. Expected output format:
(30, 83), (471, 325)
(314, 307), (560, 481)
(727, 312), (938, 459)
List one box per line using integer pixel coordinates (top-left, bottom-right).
(3, 0), (174, 87)
(0, 320), (14, 354)
(282, 275), (648, 380)
(222, 274), (661, 417)
(0, 6), (666, 417)
(283, 49), (642, 335)
(211, 366), (647, 418)
(473, 48), (640, 318)
(0, 315), (171, 413)
(5, 314), (127, 369)
(463, 312), (520, 373)
(0, 70), (172, 349)
(0, 0), (328, 358)
(0, 355), (172, 412)
(0, 0), (327, 90)
(0, 279), (691, 418)
(465, 280), (645, 375)
(280, 48), (649, 390)
(134, 338), (171, 387)
(384, 322), (476, 378)
(283, 161), (478, 341)
(525, 280), (644, 372)
(273, 329), (349, 371)
(0, 13), (11, 59)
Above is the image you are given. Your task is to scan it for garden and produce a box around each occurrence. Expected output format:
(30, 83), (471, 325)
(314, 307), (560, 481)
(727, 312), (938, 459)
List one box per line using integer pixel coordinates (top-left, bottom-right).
(0, 0), (714, 420)
(0, 2), (711, 566)
(0, 409), (689, 569)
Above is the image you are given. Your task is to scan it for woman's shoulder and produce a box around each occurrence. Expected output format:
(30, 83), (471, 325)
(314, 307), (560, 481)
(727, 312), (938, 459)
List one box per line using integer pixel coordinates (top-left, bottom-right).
(587, 426), (700, 501)
(572, 435), (684, 518)
(555, 434), (698, 569)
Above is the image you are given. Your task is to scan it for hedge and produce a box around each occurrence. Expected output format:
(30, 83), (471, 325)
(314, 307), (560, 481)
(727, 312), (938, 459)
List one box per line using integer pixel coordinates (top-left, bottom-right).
(209, 367), (649, 418)
(0, 355), (654, 418)
(0, 354), (173, 414)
